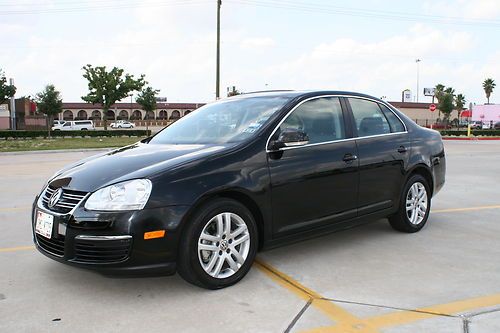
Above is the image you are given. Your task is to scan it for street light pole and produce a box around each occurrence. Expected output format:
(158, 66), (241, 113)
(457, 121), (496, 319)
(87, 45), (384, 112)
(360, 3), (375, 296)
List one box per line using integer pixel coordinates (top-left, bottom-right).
(415, 59), (421, 102)
(216, 0), (221, 99)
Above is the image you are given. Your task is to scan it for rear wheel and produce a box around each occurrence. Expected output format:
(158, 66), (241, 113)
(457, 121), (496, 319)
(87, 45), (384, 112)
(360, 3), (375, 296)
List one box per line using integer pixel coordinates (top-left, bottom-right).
(177, 198), (258, 289)
(389, 174), (431, 233)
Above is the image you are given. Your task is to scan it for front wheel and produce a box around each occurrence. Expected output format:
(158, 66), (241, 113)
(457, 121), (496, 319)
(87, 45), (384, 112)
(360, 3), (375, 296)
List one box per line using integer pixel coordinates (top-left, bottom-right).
(389, 174), (431, 233)
(177, 198), (258, 289)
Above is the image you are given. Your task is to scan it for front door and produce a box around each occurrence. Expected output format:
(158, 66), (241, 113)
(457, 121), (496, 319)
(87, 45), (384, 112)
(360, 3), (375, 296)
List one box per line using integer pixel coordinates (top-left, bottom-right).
(267, 96), (359, 236)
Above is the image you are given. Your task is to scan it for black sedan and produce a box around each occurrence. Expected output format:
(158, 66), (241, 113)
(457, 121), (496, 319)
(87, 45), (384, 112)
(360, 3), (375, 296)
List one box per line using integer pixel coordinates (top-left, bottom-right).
(32, 91), (446, 289)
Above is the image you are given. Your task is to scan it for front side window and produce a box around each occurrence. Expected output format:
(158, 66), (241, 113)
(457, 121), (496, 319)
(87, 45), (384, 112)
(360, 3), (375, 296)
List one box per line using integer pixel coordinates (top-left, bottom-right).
(63, 122), (71, 127)
(348, 98), (391, 137)
(149, 96), (290, 144)
(277, 97), (346, 145)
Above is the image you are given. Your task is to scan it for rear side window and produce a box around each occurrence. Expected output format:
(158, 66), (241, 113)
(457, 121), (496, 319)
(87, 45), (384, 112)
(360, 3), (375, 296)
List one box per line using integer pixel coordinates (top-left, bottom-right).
(379, 105), (405, 133)
(348, 98), (391, 137)
(279, 97), (346, 144)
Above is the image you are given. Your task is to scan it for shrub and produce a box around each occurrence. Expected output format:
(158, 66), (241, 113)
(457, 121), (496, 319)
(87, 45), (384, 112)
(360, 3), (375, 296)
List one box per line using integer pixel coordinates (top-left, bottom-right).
(440, 129), (500, 136)
(0, 130), (151, 139)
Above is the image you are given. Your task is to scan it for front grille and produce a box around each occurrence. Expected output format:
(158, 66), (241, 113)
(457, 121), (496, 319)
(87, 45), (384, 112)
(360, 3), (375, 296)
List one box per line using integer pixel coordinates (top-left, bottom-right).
(41, 186), (87, 214)
(73, 237), (132, 264)
(36, 234), (65, 257)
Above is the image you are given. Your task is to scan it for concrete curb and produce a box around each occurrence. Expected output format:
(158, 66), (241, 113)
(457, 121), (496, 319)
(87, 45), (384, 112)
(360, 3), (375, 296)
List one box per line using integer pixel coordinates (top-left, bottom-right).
(442, 137), (500, 141)
(0, 147), (115, 156)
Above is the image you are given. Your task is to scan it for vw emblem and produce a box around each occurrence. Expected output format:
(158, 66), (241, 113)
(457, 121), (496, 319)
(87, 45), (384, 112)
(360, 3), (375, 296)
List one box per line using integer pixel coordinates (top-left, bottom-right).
(48, 188), (63, 208)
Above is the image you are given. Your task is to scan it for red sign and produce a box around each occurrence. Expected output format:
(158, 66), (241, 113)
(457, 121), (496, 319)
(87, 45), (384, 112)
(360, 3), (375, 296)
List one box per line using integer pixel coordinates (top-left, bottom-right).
(429, 104), (436, 112)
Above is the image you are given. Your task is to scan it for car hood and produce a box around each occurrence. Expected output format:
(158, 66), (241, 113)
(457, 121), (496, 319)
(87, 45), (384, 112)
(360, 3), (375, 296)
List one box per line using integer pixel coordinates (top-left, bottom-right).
(48, 142), (233, 193)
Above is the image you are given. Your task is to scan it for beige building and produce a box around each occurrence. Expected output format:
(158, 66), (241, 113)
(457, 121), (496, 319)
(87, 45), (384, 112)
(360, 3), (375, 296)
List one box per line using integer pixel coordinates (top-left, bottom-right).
(388, 101), (461, 126)
(59, 102), (205, 121)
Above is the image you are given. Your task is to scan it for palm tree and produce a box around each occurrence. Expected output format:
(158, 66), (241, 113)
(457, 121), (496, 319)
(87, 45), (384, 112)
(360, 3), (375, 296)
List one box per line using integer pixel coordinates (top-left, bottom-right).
(483, 78), (496, 104)
(444, 87), (455, 96)
(434, 84), (445, 103)
(455, 94), (466, 120)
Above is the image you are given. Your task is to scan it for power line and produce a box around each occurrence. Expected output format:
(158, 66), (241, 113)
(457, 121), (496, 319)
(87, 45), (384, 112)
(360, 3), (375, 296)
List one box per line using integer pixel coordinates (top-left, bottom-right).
(0, 0), (210, 15)
(227, 0), (500, 28)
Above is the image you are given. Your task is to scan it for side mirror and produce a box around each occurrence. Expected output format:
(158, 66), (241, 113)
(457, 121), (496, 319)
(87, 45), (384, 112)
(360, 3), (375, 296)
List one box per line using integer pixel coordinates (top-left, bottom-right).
(269, 128), (309, 150)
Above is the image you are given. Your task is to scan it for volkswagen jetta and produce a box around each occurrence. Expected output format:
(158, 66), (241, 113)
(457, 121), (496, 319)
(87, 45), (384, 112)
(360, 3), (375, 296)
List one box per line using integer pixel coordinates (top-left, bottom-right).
(32, 91), (446, 289)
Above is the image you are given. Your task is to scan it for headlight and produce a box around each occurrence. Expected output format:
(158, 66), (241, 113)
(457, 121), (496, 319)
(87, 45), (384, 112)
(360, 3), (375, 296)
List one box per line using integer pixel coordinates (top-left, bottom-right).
(84, 179), (152, 211)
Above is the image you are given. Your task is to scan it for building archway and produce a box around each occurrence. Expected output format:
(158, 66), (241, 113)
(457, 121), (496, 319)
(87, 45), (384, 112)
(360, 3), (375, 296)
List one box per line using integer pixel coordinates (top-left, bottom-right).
(118, 110), (129, 120)
(184, 110), (191, 116)
(91, 110), (102, 120)
(131, 110), (142, 120)
(106, 110), (115, 121)
(145, 110), (155, 120)
(158, 110), (168, 120)
(63, 110), (74, 121)
(76, 110), (88, 120)
(170, 110), (181, 120)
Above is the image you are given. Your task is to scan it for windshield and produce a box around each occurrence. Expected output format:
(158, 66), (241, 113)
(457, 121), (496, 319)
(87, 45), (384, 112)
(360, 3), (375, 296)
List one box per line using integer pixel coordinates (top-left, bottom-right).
(149, 96), (290, 144)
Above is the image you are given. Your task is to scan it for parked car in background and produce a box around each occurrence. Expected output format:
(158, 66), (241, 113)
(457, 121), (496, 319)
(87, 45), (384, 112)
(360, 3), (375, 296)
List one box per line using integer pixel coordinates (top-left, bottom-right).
(33, 90), (446, 289)
(458, 119), (469, 128)
(482, 122), (492, 130)
(494, 122), (500, 130)
(470, 121), (482, 129)
(52, 120), (95, 131)
(110, 120), (135, 128)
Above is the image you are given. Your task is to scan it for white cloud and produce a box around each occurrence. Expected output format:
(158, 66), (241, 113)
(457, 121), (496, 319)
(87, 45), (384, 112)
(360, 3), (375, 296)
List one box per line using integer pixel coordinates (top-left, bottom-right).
(240, 37), (275, 50)
(256, 24), (477, 101)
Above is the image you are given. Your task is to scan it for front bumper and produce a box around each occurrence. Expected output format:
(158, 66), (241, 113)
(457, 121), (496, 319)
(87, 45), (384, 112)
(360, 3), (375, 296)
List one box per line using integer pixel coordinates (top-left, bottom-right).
(32, 196), (190, 276)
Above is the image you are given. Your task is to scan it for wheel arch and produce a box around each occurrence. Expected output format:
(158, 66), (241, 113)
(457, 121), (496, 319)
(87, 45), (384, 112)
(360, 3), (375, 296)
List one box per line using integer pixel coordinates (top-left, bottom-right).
(407, 164), (434, 196)
(179, 189), (266, 250)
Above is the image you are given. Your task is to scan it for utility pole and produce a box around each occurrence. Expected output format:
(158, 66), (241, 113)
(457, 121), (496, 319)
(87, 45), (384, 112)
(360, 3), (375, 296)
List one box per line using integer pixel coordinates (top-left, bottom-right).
(216, 0), (221, 99)
(9, 78), (16, 130)
(415, 59), (421, 103)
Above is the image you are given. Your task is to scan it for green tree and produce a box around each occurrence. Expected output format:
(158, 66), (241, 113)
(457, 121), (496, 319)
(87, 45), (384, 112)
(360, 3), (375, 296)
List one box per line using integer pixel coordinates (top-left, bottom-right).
(35, 84), (63, 137)
(482, 78), (496, 104)
(81, 65), (145, 130)
(455, 94), (466, 120)
(136, 86), (159, 131)
(434, 84), (445, 103)
(438, 92), (455, 124)
(0, 69), (16, 105)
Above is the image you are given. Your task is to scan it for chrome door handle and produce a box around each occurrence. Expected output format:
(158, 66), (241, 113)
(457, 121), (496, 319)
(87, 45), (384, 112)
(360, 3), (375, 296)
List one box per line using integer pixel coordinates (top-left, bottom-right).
(343, 154), (358, 163)
(397, 146), (408, 153)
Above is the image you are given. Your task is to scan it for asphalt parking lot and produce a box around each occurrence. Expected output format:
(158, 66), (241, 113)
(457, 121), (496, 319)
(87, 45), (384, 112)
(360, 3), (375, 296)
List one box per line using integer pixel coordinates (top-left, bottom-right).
(1, 140), (499, 333)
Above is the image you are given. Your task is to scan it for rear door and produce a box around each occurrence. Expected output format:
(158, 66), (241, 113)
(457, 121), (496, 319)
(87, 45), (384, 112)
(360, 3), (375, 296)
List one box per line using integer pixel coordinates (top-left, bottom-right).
(267, 96), (359, 236)
(345, 97), (410, 215)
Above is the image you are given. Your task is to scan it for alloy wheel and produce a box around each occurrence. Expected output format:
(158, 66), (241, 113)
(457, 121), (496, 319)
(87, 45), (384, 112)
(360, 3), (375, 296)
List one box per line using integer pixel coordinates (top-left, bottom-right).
(405, 182), (428, 225)
(197, 212), (251, 279)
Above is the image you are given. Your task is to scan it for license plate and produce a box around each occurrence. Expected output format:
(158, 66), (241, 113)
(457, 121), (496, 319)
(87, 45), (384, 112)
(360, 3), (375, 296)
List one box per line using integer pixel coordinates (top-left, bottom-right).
(35, 211), (54, 239)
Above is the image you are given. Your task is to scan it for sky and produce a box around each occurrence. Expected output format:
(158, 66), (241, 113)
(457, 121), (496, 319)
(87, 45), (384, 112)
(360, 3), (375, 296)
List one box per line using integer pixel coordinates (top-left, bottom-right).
(1, 0), (499, 105)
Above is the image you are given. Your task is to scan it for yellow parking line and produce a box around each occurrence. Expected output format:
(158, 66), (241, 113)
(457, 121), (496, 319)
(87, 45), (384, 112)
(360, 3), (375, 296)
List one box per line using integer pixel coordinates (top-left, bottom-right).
(0, 206), (31, 212)
(255, 260), (381, 333)
(0, 246), (34, 253)
(256, 259), (500, 332)
(432, 204), (500, 214)
(364, 293), (500, 328)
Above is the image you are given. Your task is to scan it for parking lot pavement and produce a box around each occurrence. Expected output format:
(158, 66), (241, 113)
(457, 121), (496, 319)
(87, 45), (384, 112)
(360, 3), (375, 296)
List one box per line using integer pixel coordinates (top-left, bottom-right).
(1, 140), (500, 332)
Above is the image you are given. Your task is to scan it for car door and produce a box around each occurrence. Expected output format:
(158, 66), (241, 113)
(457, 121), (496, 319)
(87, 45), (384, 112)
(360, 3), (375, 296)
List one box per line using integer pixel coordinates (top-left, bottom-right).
(267, 96), (359, 236)
(345, 97), (410, 215)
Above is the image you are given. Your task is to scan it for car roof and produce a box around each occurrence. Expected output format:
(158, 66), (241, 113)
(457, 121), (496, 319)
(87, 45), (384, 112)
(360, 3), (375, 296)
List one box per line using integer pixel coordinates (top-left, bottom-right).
(231, 90), (384, 102)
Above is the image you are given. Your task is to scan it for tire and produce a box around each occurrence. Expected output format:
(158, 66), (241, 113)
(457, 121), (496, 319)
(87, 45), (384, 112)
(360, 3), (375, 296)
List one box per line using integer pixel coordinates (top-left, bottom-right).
(389, 174), (431, 233)
(177, 198), (258, 289)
